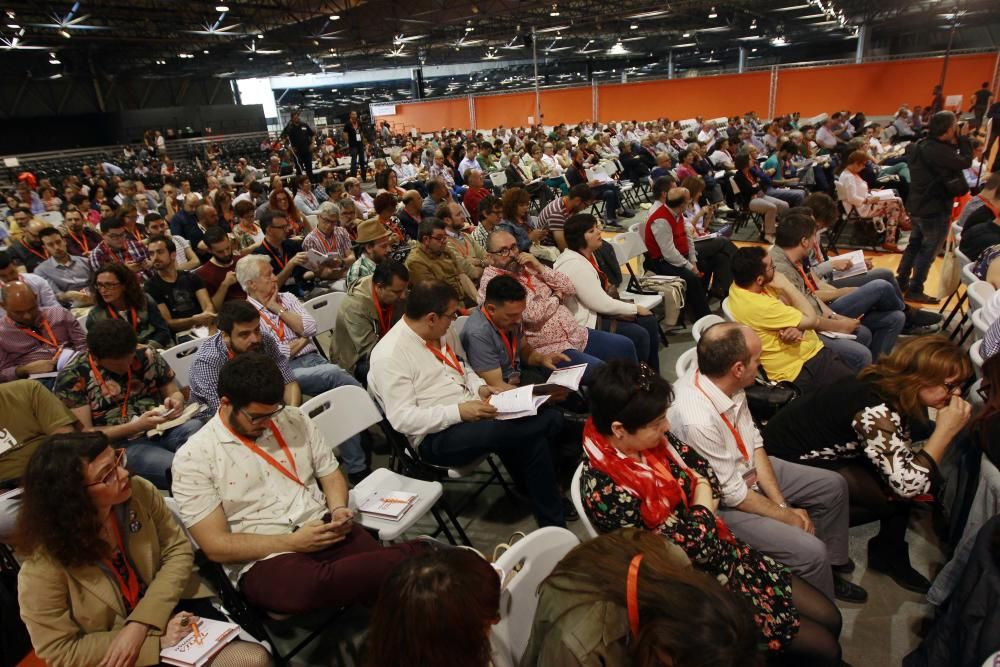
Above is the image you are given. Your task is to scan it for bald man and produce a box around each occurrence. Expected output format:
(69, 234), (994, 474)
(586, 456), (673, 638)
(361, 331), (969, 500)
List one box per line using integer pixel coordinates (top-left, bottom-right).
(0, 282), (86, 384)
(169, 192), (201, 241)
(668, 322), (864, 603)
(10, 219), (50, 272)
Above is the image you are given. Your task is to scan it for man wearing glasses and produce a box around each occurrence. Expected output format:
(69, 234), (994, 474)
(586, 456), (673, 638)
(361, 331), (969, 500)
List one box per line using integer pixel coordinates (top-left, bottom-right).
(173, 353), (426, 617)
(53, 319), (203, 490)
(251, 211), (310, 298)
(88, 216), (151, 282)
(405, 219), (479, 308)
(369, 280), (568, 528)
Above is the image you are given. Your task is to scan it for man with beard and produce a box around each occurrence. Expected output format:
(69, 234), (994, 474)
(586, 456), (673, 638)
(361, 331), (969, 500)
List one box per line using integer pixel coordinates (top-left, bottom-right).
(144, 235), (215, 337)
(59, 207), (102, 257)
(189, 300), (301, 415)
(196, 226), (246, 310)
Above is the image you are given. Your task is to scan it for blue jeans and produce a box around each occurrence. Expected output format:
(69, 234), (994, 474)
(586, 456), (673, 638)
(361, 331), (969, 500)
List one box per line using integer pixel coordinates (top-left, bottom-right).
(828, 279), (906, 359)
(897, 212), (951, 296)
(592, 184), (622, 223)
(599, 315), (660, 372)
(821, 332), (872, 372)
(559, 328), (637, 382)
(290, 352), (367, 474)
(127, 416), (206, 490)
(766, 187), (806, 207)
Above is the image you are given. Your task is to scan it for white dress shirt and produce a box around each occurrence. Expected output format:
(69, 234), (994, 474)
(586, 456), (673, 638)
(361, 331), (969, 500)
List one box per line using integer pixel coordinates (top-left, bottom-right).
(368, 318), (485, 446)
(247, 292), (318, 359)
(668, 369), (763, 507)
(171, 408), (339, 584)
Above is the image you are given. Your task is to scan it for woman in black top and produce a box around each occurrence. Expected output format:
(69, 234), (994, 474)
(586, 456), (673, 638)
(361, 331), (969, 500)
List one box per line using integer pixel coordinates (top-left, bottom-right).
(971, 355), (1000, 469)
(764, 336), (972, 593)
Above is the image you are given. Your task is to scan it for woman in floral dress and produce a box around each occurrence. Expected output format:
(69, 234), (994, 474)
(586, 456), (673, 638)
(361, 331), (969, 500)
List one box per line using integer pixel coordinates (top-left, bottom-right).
(580, 360), (843, 665)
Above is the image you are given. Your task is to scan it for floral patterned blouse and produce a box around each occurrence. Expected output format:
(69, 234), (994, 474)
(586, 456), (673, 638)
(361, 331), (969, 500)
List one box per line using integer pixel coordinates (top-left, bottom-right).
(580, 433), (799, 651)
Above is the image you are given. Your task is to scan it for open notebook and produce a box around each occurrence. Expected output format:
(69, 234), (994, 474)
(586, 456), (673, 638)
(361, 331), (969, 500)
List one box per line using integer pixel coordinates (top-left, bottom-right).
(159, 618), (241, 667)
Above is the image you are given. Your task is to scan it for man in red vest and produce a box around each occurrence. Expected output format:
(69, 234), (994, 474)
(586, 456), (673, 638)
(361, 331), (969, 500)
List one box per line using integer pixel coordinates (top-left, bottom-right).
(641, 178), (711, 319)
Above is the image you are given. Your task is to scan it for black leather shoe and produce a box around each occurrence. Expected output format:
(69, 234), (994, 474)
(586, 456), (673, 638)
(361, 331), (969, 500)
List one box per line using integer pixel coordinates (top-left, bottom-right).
(867, 536), (931, 594)
(832, 558), (856, 574)
(904, 291), (941, 305)
(833, 575), (868, 603)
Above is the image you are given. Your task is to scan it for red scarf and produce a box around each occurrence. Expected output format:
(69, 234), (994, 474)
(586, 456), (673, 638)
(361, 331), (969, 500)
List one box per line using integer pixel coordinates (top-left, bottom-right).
(582, 419), (735, 542)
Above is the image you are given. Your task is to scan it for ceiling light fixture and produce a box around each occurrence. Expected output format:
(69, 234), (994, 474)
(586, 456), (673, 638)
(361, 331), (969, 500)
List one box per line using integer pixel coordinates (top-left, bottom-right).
(771, 35), (788, 46)
(607, 40), (628, 55)
(58, 29), (71, 38)
(550, 4), (560, 16)
(49, 56), (60, 64)
(465, 26), (474, 31)
(203, 49), (209, 53)
(215, 5), (229, 12)
(708, 6), (717, 18)
(329, 14), (340, 20)
(630, 23), (638, 29)
(6, 22), (18, 28)
(682, 31), (690, 37)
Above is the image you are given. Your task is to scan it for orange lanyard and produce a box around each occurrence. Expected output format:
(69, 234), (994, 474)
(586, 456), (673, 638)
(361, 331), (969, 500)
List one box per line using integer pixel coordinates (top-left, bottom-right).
(108, 243), (133, 265)
(258, 307), (287, 342)
(107, 306), (138, 332)
(586, 253), (609, 290)
(239, 221), (261, 238)
(88, 354), (132, 419)
(66, 228), (91, 253)
(426, 342), (464, 377)
(10, 316), (58, 348)
(451, 235), (471, 256)
(502, 270), (534, 293)
(262, 240), (287, 269)
(795, 261), (818, 294)
(482, 310), (518, 366)
(979, 194), (1000, 218)
(316, 231), (336, 254)
(627, 554), (643, 640)
(20, 240), (48, 262)
(644, 448), (691, 508)
(103, 519), (141, 612)
(221, 411), (302, 486)
(372, 284), (393, 335)
(126, 225), (143, 242)
(694, 371), (751, 461)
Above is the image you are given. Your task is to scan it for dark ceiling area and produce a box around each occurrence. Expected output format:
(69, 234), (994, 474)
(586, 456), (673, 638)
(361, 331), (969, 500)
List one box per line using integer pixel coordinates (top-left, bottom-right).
(0, 0), (998, 121)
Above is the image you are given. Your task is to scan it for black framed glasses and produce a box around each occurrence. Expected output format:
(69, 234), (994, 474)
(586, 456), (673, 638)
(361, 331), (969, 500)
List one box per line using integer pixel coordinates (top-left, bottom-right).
(240, 404), (285, 424)
(490, 244), (519, 257)
(943, 380), (965, 394)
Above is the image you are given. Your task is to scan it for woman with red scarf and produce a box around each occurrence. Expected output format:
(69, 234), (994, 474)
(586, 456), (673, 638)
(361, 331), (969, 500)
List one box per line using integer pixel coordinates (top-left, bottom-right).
(579, 360), (842, 665)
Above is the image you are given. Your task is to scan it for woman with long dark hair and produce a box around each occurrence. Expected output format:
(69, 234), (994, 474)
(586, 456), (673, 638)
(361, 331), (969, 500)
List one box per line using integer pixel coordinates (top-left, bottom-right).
(365, 548), (500, 667)
(16, 432), (271, 667)
(86, 262), (172, 348)
(971, 354), (1000, 468)
(580, 360), (843, 665)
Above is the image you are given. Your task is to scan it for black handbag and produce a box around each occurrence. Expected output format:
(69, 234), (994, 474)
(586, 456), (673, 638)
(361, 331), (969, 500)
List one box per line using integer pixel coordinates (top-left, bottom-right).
(745, 379), (800, 424)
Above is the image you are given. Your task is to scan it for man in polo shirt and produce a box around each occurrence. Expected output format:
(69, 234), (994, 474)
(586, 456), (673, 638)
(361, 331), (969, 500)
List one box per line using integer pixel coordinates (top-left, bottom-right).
(0, 282), (86, 384)
(368, 280), (567, 528)
(537, 184), (594, 250)
(33, 228), (94, 308)
(728, 246), (854, 395)
(53, 318), (203, 489)
(669, 322), (865, 603)
(60, 207), (102, 257)
(331, 260), (408, 380)
(346, 219), (393, 288)
(460, 275), (570, 391)
(236, 254), (370, 482)
(172, 353), (424, 617)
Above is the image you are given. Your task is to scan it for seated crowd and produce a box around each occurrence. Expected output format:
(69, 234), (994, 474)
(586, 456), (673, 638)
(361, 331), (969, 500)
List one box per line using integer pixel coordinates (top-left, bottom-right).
(0, 105), (996, 667)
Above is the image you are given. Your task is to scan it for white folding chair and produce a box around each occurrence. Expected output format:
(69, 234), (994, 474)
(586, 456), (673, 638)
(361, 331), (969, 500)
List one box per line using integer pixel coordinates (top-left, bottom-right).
(721, 297), (736, 322)
(303, 291), (347, 336)
(570, 462), (598, 539)
(159, 338), (206, 388)
(692, 314), (725, 342)
(608, 231), (663, 310)
(451, 315), (470, 358)
(491, 527), (581, 667)
(77, 313), (88, 332)
(972, 309), (992, 341)
(489, 170), (508, 189)
(37, 210), (64, 226)
(674, 347), (698, 380)
(971, 340), (985, 375)
(967, 280), (996, 312)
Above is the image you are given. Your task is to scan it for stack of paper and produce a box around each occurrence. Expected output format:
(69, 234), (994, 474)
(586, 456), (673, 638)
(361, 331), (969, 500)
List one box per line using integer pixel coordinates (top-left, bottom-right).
(357, 490), (419, 521)
(489, 386), (551, 420)
(160, 619), (241, 667)
(830, 249), (867, 281)
(533, 364), (587, 394)
(28, 348), (80, 380)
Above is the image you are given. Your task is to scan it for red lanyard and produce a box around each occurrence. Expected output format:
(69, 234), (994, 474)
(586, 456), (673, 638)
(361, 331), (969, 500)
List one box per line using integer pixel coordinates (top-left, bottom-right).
(258, 307), (287, 342)
(482, 309), (518, 365)
(644, 447), (691, 508)
(451, 235), (471, 257)
(372, 284), (393, 335)
(239, 221), (261, 238)
(693, 371), (751, 461)
(744, 169), (757, 186)
(107, 306), (138, 332)
(316, 231), (336, 254)
(126, 225), (143, 242)
(426, 342), (464, 377)
(108, 243), (133, 265)
(88, 354), (132, 419)
(221, 411), (302, 486)
(20, 240), (48, 262)
(262, 240), (287, 269)
(502, 270), (534, 293)
(585, 253), (609, 290)
(795, 261), (818, 294)
(103, 519), (141, 612)
(66, 228), (91, 253)
(979, 194), (1000, 218)
(10, 316), (58, 349)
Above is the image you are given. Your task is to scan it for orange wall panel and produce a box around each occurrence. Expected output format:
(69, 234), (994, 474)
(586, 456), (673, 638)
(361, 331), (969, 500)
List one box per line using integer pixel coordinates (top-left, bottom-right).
(597, 72), (772, 123)
(475, 92), (536, 129)
(774, 53), (997, 117)
(540, 87), (594, 125)
(376, 98), (470, 133)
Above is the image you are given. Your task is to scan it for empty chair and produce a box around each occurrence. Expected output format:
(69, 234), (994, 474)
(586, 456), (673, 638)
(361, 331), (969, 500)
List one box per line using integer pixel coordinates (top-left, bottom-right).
(159, 337), (206, 388)
(303, 291), (347, 336)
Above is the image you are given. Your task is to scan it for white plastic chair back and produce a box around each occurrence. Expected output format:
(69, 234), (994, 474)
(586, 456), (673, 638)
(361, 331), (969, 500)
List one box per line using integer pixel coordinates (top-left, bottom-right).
(490, 170), (508, 189)
(955, 249), (972, 268)
(77, 313), (88, 332)
(305, 214), (318, 230)
(674, 347), (698, 380)
(451, 315), (470, 358)
(491, 527), (581, 667)
(38, 211), (64, 226)
(570, 462), (598, 539)
(159, 338), (206, 388)
(304, 291), (347, 335)
(692, 314), (726, 342)
(972, 309), (992, 341)
(961, 262), (978, 288)
(967, 280), (995, 311)
(300, 385), (382, 450)
(721, 297), (736, 322)
(971, 340), (985, 373)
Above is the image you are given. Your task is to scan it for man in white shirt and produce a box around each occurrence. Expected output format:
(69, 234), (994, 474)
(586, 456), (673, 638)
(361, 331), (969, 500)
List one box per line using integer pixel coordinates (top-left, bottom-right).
(815, 118), (842, 151)
(457, 150), (480, 178)
(668, 322), (865, 603)
(540, 143), (564, 177)
(172, 353), (425, 616)
(368, 279), (568, 527)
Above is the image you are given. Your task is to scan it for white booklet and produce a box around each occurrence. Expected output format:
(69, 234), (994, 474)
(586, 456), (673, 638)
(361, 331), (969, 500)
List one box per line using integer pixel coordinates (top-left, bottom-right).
(357, 490), (419, 521)
(533, 363), (587, 394)
(28, 348), (80, 380)
(819, 331), (858, 340)
(146, 403), (201, 438)
(306, 248), (342, 271)
(489, 386), (551, 420)
(160, 618), (241, 667)
(829, 249), (868, 281)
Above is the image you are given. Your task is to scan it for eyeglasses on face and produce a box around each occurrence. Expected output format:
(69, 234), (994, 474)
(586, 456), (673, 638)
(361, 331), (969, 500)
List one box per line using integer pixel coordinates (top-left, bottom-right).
(106, 231), (127, 239)
(490, 244), (518, 257)
(435, 310), (460, 321)
(87, 448), (127, 487)
(95, 281), (122, 290)
(943, 380), (965, 394)
(240, 404), (285, 424)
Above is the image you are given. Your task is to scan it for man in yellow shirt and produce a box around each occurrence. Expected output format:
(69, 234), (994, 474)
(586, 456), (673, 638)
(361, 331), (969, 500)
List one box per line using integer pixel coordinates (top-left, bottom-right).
(728, 246), (854, 394)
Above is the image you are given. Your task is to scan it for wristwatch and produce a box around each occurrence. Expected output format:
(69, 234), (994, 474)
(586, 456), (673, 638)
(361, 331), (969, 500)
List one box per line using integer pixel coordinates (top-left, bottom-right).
(778, 502), (789, 509)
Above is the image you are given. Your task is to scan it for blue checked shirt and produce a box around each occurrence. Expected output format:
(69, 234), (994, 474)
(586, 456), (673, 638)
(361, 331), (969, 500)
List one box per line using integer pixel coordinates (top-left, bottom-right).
(189, 330), (296, 414)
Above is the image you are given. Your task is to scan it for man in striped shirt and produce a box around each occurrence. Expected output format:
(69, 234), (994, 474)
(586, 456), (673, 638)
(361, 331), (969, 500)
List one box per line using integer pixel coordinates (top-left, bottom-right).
(537, 184), (594, 250)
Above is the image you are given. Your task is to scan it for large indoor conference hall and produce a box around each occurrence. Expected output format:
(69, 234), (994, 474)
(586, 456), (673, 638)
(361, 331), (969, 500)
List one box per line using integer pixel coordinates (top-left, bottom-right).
(1, 0), (1000, 665)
